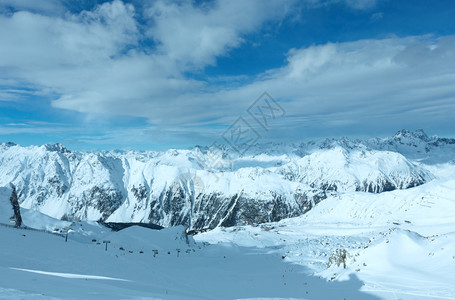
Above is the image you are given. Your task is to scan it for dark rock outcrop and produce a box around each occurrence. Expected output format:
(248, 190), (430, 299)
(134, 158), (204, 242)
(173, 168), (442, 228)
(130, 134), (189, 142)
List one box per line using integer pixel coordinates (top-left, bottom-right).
(9, 185), (22, 227)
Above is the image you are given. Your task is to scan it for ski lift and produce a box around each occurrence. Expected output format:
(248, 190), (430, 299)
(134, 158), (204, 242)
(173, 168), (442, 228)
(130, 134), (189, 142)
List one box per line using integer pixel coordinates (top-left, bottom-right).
(103, 240), (111, 251)
(62, 229), (74, 242)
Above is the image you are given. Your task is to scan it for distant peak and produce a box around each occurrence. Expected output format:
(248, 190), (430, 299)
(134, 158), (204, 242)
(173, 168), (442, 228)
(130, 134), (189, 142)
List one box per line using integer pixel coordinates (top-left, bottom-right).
(394, 129), (411, 137)
(414, 129), (429, 139)
(3, 142), (17, 147)
(43, 143), (70, 153)
(394, 129), (429, 141)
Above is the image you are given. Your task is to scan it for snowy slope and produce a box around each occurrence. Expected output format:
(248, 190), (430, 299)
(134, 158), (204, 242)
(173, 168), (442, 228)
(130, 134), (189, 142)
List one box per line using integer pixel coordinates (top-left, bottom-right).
(0, 222), (379, 300)
(0, 130), (443, 230)
(196, 162), (455, 299)
(1, 166), (453, 300)
(280, 147), (429, 193)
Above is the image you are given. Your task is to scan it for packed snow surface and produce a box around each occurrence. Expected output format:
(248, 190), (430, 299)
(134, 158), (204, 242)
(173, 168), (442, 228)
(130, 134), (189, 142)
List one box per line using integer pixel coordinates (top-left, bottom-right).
(0, 221), (377, 299)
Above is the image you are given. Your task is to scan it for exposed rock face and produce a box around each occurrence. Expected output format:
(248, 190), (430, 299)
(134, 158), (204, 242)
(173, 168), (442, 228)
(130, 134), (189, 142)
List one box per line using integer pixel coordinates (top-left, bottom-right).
(0, 130), (447, 230)
(9, 185), (22, 227)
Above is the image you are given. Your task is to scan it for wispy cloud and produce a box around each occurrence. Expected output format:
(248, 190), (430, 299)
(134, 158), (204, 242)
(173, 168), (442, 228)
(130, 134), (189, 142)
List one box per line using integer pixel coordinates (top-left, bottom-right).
(0, 125), (68, 135)
(343, 0), (378, 10)
(0, 0), (65, 15)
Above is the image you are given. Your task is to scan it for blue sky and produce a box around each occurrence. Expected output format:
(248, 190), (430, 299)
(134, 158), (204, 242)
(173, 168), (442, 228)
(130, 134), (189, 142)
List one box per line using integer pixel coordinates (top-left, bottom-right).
(0, 0), (455, 150)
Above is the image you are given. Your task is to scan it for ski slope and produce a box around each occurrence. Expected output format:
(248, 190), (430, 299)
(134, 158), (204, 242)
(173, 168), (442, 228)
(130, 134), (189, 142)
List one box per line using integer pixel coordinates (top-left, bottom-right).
(196, 163), (455, 300)
(0, 222), (377, 299)
(0, 190), (376, 299)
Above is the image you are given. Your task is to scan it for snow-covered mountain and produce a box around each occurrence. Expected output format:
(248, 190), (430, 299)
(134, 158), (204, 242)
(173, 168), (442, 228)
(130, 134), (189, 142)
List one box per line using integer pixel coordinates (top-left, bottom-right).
(0, 130), (452, 230)
(1, 130), (455, 299)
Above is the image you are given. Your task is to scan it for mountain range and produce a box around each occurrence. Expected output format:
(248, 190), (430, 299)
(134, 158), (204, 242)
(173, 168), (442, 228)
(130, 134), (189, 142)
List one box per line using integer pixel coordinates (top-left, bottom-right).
(1, 129), (453, 230)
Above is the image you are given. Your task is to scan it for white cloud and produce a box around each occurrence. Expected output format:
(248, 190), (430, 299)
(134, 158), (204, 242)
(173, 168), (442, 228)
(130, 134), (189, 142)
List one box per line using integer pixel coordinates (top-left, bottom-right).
(114, 34), (452, 140)
(0, 0), (138, 69)
(144, 0), (294, 69)
(343, 0), (377, 10)
(0, 0), (296, 125)
(224, 35), (455, 136)
(1, 1), (454, 146)
(371, 12), (383, 21)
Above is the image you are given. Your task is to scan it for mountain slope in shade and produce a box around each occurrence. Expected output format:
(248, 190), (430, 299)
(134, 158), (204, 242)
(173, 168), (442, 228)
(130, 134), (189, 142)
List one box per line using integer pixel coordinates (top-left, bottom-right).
(0, 186), (13, 224)
(0, 130), (448, 230)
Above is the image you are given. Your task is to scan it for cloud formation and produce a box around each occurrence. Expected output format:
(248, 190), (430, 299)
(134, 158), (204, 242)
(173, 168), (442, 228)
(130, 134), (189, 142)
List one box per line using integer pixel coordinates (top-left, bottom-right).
(0, 0), (454, 148)
(208, 35), (455, 136)
(0, 1), (294, 122)
(145, 0), (293, 69)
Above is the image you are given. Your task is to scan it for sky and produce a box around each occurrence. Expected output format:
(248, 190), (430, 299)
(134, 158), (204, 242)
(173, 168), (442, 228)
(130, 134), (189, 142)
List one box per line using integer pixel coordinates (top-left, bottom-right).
(0, 0), (454, 150)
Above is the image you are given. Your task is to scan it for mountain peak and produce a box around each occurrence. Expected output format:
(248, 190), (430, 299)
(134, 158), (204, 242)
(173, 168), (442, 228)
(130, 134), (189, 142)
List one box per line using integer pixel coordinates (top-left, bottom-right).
(43, 143), (70, 153)
(394, 129), (429, 141)
(1, 142), (17, 147)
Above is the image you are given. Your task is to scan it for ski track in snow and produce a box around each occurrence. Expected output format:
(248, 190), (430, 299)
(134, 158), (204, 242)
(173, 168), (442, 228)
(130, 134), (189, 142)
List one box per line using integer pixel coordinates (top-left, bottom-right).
(9, 268), (131, 281)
